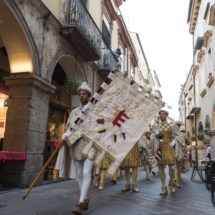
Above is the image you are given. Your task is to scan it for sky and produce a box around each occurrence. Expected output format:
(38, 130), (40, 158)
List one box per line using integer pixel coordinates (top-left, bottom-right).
(120, 0), (193, 119)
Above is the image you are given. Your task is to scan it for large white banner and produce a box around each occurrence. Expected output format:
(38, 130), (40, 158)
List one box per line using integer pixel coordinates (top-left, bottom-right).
(66, 71), (164, 177)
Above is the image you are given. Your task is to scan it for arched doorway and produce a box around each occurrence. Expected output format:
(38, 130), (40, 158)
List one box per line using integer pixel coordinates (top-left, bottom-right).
(0, 1), (53, 188)
(205, 115), (211, 129)
(0, 1), (37, 75)
(44, 55), (85, 181)
(0, 37), (10, 150)
(198, 121), (203, 133)
(0, 0), (38, 152)
(212, 106), (215, 129)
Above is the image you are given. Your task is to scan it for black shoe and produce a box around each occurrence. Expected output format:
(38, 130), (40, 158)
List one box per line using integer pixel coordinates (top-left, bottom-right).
(152, 171), (155, 176)
(111, 180), (116, 184)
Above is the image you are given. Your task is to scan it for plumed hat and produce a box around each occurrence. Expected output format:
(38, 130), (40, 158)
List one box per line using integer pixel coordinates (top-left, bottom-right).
(175, 120), (184, 126)
(158, 109), (169, 116)
(144, 130), (152, 135)
(77, 82), (92, 96)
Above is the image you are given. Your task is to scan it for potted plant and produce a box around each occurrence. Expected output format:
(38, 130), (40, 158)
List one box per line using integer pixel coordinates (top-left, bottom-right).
(203, 127), (210, 140)
(196, 132), (204, 141)
(191, 135), (196, 141)
(64, 75), (83, 108)
(64, 75), (83, 95)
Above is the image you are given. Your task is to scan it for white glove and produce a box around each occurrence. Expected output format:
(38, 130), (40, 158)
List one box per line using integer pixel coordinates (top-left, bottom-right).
(83, 104), (89, 115)
(170, 140), (176, 147)
(155, 130), (160, 135)
(138, 147), (143, 152)
(62, 133), (67, 141)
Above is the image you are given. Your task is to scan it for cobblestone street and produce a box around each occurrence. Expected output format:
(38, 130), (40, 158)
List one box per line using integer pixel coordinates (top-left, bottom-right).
(0, 168), (214, 215)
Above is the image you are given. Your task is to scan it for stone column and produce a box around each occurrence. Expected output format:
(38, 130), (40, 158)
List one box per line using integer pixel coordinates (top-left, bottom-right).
(2, 73), (55, 188)
(208, 130), (215, 160)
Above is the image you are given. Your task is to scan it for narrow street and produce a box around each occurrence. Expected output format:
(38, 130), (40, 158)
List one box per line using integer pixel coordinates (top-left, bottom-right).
(0, 168), (214, 215)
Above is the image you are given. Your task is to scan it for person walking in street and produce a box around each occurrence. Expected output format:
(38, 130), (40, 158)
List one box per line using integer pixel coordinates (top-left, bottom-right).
(152, 110), (185, 195)
(61, 82), (96, 215)
(174, 121), (191, 187)
(121, 141), (142, 192)
(144, 131), (157, 180)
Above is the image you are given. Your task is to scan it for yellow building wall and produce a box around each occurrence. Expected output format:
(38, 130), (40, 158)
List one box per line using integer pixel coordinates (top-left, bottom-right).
(88, 0), (102, 31)
(111, 21), (119, 49)
(42, 0), (61, 20)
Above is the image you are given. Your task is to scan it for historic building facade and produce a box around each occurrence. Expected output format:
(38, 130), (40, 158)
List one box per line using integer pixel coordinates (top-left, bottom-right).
(0, 0), (158, 188)
(179, 0), (215, 164)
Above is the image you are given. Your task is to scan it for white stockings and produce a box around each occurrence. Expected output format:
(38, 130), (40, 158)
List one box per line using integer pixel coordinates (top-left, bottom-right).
(74, 159), (93, 203)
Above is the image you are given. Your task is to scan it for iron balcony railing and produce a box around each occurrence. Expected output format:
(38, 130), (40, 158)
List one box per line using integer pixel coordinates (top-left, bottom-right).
(98, 41), (121, 72)
(60, 0), (102, 55)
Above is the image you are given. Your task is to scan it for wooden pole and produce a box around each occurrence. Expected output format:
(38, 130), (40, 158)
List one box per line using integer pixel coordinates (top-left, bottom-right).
(22, 141), (64, 200)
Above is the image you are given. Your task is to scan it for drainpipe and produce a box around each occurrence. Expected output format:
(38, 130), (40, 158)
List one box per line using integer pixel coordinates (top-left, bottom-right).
(184, 93), (186, 132)
(127, 48), (129, 76)
(192, 33), (198, 167)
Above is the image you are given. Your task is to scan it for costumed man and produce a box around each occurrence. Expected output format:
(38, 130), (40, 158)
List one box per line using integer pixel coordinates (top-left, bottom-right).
(152, 110), (185, 195)
(62, 82), (96, 215)
(97, 156), (109, 190)
(144, 131), (157, 180)
(175, 121), (191, 187)
(97, 156), (118, 190)
(121, 140), (143, 192)
(54, 115), (77, 181)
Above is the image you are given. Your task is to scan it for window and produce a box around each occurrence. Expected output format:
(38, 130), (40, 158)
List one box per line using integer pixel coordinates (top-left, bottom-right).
(200, 63), (206, 92)
(102, 13), (111, 47)
(119, 45), (124, 72)
(208, 47), (213, 75)
(131, 67), (134, 78)
(195, 74), (199, 106)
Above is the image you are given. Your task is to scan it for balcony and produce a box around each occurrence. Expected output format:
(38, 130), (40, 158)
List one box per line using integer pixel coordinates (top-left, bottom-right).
(190, 96), (201, 115)
(60, 0), (102, 61)
(97, 42), (120, 79)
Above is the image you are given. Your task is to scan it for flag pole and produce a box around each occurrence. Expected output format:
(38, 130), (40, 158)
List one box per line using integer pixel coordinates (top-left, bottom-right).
(22, 141), (64, 200)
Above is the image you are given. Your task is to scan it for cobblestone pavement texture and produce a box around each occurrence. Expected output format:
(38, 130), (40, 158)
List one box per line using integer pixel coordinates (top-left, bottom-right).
(0, 168), (214, 215)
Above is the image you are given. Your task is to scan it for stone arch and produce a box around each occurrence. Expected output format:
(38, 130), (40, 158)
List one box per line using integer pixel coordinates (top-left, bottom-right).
(47, 49), (88, 83)
(198, 121), (203, 133)
(0, 0), (40, 75)
(205, 115), (211, 129)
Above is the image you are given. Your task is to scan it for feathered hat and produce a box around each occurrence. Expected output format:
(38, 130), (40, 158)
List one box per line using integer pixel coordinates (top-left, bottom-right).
(158, 109), (169, 116)
(77, 82), (92, 96)
(175, 120), (184, 126)
(144, 130), (152, 135)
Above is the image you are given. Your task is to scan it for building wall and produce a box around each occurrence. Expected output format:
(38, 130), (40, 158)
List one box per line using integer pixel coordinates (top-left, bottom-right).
(180, 0), (215, 163)
(0, 0), (156, 188)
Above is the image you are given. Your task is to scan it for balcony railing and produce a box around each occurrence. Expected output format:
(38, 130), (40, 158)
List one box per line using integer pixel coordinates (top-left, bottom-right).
(189, 96), (201, 115)
(60, 0), (102, 61)
(97, 41), (121, 79)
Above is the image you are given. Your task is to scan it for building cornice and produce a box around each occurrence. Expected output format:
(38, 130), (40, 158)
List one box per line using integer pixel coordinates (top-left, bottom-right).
(207, 76), (214, 88)
(103, 0), (118, 21)
(192, 65), (199, 76)
(188, 0), (201, 34)
(197, 49), (205, 63)
(200, 88), (207, 97)
(117, 15), (138, 67)
(113, 0), (123, 8)
(209, 4), (215, 26)
(203, 30), (212, 47)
